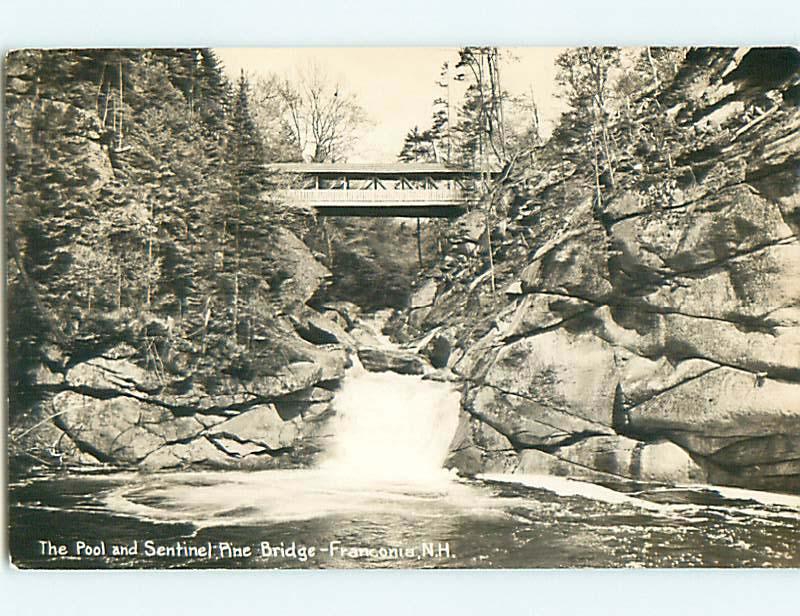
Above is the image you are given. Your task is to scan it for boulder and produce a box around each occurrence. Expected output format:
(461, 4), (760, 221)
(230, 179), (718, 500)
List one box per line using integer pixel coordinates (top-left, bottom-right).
(408, 307), (431, 330)
(100, 343), (138, 360)
(662, 315), (800, 380)
(422, 334), (452, 369)
(591, 305), (667, 358)
(515, 448), (624, 484)
(65, 357), (156, 396)
(410, 279), (438, 310)
(589, 304), (800, 382)
(208, 404), (299, 451)
(312, 347), (350, 382)
(257, 362), (324, 398)
(209, 437), (270, 457)
(515, 436), (706, 484)
(274, 386), (335, 420)
(610, 185), (792, 276)
(349, 325), (385, 348)
(357, 347), (427, 375)
(406, 280), (439, 329)
(291, 308), (354, 348)
(605, 190), (649, 221)
(320, 309), (349, 330)
(448, 409), (513, 453)
(271, 324), (350, 383)
(465, 384), (613, 448)
(629, 368), (800, 439)
(504, 280), (523, 296)
(320, 301), (361, 330)
(642, 243), (800, 326)
(499, 293), (593, 340)
(167, 385), (259, 414)
(617, 355), (719, 407)
(141, 437), (234, 470)
(53, 391), (204, 464)
(453, 210), (486, 244)
(271, 227), (331, 305)
(472, 329), (620, 430)
(708, 434), (800, 467)
(446, 410), (518, 475)
(521, 222), (612, 301)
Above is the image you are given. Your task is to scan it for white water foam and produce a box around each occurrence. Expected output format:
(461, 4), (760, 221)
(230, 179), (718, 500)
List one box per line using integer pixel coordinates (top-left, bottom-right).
(97, 354), (474, 527)
(479, 473), (670, 512)
(319, 358), (462, 482)
(479, 473), (800, 526)
(102, 468), (500, 527)
(686, 484), (800, 509)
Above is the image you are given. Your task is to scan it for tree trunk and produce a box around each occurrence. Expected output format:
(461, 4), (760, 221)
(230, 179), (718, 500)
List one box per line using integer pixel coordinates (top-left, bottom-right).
(233, 270), (240, 345)
(116, 264), (122, 311)
(416, 217), (423, 269)
(320, 218), (333, 268)
(233, 195), (241, 345)
(592, 129), (604, 214)
(146, 200), (154, 307)
(483, 169), (496, 297)
(646, 47), (660, 89)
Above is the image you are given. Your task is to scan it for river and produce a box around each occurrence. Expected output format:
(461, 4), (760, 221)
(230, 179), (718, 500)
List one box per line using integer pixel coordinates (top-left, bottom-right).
(9, 358), (800, 568)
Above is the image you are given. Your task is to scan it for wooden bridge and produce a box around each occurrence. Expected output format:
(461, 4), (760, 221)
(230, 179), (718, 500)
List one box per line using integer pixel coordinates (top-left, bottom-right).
(270, 162), (491, 218)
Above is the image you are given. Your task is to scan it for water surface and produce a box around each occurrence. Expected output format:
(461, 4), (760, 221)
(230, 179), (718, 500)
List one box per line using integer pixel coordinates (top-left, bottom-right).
(10, 356), (800, 568)
(10, 468), (800, 568)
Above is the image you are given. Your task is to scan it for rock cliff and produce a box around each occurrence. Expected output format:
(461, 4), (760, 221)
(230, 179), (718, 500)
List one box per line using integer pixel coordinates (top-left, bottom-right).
(397, 48), (800, 492)
(12, 215), (351, 470)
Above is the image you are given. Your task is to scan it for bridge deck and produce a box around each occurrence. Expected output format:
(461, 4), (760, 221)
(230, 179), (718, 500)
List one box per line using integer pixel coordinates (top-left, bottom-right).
(270, 162), (485, 176)
(277, 189), (467, 217)
(270, 162), (489, 217)
(279, 188), (465, 205)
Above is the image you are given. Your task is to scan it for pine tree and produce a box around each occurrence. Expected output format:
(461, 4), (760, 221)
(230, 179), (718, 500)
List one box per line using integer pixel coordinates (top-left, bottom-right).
(398, 126), (436, 163)
(6, 49), (121, 346)
(221, 72), (272, 346)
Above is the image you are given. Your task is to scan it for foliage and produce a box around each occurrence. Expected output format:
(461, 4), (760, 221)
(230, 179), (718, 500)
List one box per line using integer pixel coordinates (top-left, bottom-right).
(398, 126), (437, 163)
(276, 63), (369, 163)
(5, 48), (289, 411)
(305, 217), (441, 310)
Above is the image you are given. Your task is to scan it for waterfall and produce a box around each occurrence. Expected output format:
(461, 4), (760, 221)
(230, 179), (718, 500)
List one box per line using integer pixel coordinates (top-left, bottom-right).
(320, 359), (462, 481)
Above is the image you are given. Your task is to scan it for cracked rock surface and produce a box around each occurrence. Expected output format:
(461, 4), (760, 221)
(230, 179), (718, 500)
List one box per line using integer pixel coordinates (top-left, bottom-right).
(392, 48), (800, 492)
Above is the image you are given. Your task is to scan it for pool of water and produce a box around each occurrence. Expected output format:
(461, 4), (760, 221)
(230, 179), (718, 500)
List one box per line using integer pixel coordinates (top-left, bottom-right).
(9, 468), (800, 568)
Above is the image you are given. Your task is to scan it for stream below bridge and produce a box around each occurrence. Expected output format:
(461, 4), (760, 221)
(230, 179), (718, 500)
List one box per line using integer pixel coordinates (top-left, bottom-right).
(9, 354), (800, 568)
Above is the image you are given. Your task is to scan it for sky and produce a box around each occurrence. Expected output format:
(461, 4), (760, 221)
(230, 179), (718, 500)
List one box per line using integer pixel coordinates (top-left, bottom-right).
(214, 48), (567, 163)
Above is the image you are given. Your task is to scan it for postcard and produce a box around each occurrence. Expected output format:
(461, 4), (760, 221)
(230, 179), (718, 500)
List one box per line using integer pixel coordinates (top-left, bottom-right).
(6, 46), (800, 569)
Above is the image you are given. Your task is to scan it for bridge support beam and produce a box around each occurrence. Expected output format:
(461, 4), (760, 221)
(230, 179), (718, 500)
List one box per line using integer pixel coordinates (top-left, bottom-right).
(313, 205), (467, 218)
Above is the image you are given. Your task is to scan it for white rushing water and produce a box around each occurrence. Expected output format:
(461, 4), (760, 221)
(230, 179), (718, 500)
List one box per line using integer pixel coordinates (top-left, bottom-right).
(320, 359), (462, 481)
(98, 354), (478, 528)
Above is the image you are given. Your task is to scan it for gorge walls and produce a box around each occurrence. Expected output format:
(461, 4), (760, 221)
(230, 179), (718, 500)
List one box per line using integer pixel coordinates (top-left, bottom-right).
(397, 48), (800, 493)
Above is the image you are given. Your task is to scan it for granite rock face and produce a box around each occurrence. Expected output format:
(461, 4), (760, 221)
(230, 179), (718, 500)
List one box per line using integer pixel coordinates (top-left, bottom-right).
(36, 332), (345, 470)
(16, 232), (347, 470)
(357, 347), (428, 375)
(428, 48), (800, 492)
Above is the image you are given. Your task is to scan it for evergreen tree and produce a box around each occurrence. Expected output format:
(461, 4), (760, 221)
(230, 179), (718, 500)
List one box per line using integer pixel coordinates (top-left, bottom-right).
(221, 72), (273, 346)
(398, 126), (436, 163)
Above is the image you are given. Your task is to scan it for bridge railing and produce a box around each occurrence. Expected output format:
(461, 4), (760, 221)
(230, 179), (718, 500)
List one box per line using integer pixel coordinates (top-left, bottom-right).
(277, 188), (467, 205)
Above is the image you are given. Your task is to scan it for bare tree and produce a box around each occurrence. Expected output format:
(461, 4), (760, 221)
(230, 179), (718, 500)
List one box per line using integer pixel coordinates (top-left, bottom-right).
(250, 73), (303, 162)
(556, 47), (621, 189)
(277, 63), (368, 163)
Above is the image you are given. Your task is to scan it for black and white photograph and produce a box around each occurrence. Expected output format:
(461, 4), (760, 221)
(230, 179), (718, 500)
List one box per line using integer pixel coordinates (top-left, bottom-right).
(5, 44), (800, 570)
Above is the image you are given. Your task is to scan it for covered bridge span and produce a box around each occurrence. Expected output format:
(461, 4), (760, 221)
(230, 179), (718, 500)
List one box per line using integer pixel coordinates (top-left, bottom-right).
(270, 162), (491, 218)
